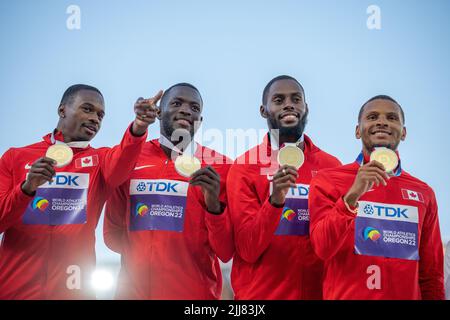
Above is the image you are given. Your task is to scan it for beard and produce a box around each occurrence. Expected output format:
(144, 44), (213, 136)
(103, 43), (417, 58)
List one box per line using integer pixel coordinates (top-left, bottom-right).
(161, 113), (198, 148)
(268, 109), (309, 141)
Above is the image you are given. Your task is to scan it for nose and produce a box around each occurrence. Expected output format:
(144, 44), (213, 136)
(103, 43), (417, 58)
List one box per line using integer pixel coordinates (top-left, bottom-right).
(375, 115), (389, 127)
(282, 101), (295, 111)
(179, 103), (192, 117)
(88, 115), (100, 126)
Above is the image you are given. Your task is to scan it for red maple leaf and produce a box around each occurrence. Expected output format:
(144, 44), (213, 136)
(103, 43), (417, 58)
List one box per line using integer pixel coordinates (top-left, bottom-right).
(83, 158), (91, 164)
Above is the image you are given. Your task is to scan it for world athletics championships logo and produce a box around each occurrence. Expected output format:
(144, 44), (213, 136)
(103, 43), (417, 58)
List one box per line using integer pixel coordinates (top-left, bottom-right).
(281, 207), (296, 221)
(32, 197), (49, 212)
(363, 227), (381, 241)
(135, 203), (149, 217)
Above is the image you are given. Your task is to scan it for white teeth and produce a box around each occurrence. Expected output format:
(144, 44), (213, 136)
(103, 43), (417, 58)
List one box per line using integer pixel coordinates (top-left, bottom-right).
(282, 115), (297, 121)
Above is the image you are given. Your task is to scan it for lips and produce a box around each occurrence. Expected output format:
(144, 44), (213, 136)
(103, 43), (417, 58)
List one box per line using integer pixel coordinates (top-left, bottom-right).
(371, 129), (391, 136)
(279, 113), (299, 120)
(82, 124), (98, 135)
(175, 118), (192, 126)
(279, 112), (300, 124)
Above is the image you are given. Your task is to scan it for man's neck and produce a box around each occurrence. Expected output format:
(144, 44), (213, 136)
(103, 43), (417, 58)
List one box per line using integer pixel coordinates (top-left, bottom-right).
(269, 130), (305, 151)
(55, 127), (72, 143)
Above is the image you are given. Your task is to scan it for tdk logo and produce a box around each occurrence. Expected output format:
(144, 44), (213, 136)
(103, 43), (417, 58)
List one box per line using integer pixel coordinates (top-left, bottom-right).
(363, 204), (408, 219)
(284, 184), (310, 199)
(136, 181), (179, 193)
(289, 185), (309, 196)
(130, 179), (188, 196)
(48, 175), (79, 187)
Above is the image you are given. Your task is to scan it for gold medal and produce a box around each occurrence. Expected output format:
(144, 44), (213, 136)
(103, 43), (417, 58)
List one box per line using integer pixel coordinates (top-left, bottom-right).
(370, 147), (398, 172)
(277, 144), (304, 170)
(175, 155), (201, 178)
(46, 144), (73, 168)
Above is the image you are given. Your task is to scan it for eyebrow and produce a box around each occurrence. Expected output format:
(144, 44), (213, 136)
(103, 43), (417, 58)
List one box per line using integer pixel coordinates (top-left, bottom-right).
(171, 97), (200, 105)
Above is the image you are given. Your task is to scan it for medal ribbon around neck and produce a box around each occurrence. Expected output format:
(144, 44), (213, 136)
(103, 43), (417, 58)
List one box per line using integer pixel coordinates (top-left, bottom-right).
(50, 132), (90, 149)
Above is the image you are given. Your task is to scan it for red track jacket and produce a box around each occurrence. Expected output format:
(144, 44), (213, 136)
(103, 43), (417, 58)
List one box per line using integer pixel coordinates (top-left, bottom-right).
(228, 134), (341, 299)
(0, 125), (146, 299)
(308, 152), (444, 299)
(104, 139), (234, 300)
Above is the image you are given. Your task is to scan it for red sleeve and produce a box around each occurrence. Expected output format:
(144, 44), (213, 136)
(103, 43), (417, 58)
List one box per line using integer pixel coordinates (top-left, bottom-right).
(0, 149), (34, 233)
(204, 207), (234, 263)
(418, 189), (445, 300)
(104, 185), (128, 254)
(196, 162), (234, 262)
(227, 164), (283, 263)
(308, 172), (355, 261)
(100, 123), (147, 188)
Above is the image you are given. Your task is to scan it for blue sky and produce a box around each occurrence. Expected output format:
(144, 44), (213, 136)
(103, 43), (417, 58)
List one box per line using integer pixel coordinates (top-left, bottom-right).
(1, 0), (449, 262)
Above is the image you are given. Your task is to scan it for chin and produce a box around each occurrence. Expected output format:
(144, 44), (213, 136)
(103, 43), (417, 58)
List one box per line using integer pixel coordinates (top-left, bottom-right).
(370, 141), (394, 150)
(77, 135), (94, 142)
(280, 121), (299, 128)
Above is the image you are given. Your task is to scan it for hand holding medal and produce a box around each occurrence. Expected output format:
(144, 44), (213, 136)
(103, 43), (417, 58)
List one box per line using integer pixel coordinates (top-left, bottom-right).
(21, 157), (57, 196)
(269, 143), (303, 206)
(344, 148), (395, 209)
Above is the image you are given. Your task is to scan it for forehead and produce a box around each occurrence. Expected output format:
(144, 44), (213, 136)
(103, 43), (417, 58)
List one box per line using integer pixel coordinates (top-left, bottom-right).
(167, 86), (202, 104)
(72, 89), (105, 110)
(268, 79), (303, 97)
(362, 99), (401, 116)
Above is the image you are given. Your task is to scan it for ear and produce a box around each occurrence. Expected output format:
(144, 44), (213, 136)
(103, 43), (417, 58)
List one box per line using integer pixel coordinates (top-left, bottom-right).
(156, 107), (162, 120)
(355, 124), (361, 139)
(58, 104), (65, 118)
(400, 126), (407, 141)
(260, 105), (268, 119)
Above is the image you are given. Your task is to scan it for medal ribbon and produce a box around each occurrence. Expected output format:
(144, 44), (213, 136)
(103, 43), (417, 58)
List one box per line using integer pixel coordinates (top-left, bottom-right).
(50, 132), (90, 149)
(159, 134), (198, 156)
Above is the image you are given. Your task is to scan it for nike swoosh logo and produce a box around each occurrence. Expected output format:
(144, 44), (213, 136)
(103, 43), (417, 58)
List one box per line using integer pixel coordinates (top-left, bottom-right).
(134, 165), (155, 170)
(25, 164), (32, 170)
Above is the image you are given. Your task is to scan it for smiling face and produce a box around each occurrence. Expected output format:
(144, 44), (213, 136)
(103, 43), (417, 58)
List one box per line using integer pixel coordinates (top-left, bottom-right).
(356, 98), (406, 154)
(157, 85), (203, 140)
(58, 89), (105, 142)
(260, 78), (308, 140)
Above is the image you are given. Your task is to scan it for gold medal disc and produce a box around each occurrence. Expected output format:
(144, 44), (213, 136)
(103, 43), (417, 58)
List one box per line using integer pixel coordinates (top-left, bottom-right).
(370, 147), (398, 172)
(175, 155), (201, 178)
(277, 145), (305, 170)
(46, 144), (73, 168)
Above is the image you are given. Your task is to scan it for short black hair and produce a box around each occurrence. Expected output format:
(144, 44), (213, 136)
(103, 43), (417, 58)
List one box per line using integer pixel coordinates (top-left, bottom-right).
(262, 75), (305, 105)
(160, 83), (203, 108)
(358, 95), (405, 124)
(60, 84), (103, 106)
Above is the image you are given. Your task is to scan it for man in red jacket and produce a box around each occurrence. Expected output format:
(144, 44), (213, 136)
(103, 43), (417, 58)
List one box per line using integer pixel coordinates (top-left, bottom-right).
(227, 75), (341, 299)
(0, 84), (162, 299)
(309, 95), (445, 299)
(104, 83), (234, 299)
